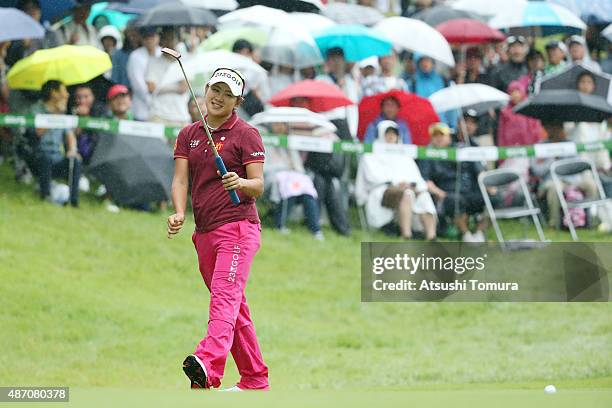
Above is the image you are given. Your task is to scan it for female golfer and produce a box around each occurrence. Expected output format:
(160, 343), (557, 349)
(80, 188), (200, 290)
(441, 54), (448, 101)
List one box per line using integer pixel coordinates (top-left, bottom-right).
(167, 68), (269, 391)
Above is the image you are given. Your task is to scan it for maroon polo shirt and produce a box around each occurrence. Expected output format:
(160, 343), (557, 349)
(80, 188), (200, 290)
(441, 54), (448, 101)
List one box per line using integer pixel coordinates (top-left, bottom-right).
(173, 111), (265, 232)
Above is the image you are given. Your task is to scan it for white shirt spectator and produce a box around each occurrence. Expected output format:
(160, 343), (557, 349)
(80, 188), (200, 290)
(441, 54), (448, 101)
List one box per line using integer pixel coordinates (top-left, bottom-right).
(52, 20), (99, 48)
(146, 55), (190, 125)
(127, 46), (161, 121)
(316, 72), (359, 139)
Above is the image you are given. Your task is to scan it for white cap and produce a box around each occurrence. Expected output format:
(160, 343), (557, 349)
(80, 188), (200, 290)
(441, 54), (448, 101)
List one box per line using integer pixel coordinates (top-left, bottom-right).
(358, 56), (380, 70)
(377, 120), (400, 143)
(207, 68), (245, 97)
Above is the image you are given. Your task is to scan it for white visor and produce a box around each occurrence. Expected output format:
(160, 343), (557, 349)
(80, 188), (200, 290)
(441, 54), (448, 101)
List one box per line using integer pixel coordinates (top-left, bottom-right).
(207, 68), (245, 97)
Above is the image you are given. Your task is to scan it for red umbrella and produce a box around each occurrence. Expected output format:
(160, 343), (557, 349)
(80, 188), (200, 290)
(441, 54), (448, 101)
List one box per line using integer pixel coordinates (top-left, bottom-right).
(436, 18), (505, 44)
(358, 89), (439, 146)
(268, 79), (354, 112)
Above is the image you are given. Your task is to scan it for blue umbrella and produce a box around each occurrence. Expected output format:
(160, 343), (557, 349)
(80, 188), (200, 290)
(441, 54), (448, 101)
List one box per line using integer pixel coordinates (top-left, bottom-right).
(547, 0), (612, 25)
(489, 1), (586, 35)
(0, 0), (126, 23)
(0, 8), (45, 42)
(314, 24), (392, 62)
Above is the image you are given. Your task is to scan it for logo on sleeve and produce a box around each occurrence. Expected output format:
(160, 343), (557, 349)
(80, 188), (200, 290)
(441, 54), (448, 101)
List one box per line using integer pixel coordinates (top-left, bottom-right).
(189, 140), (200, 148)
(250, 151), (265, 157)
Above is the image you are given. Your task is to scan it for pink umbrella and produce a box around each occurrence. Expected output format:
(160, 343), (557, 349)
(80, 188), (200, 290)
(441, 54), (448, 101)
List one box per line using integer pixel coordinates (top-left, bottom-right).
(268, 80), (354, 112)
(436, 18), (506, 44)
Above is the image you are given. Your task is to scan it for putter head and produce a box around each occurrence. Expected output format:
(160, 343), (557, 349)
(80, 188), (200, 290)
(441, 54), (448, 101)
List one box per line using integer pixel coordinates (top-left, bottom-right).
(161, 47), (181, 59)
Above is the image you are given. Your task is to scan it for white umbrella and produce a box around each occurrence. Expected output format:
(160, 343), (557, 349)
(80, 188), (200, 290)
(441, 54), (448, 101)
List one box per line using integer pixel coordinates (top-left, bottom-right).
(373, 17), (455, 67)
(428, 83), (509, 112)
(250, 107), (337, 132)
(489, 1), (586, 34)
(218, 5), (289, 29)
(603, 24), (612, 42)
(0, 7), (45, 43)
(261, 24), (323, 69)
(290, 12), (336, 33)
(322, 2), (384, 26)
(451, 0), (527, 19)
(158, 50), (267, 92)
(181, 0), (238, 10)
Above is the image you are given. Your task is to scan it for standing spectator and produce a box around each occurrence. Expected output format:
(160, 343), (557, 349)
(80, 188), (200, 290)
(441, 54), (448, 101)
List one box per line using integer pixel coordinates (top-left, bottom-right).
(232, 39), (253, 58)
(497, 80), (543, 147)
(455, 47), (490, 85)
(111, 24), (140, 88)
(187, 95), (206, 123)
(30, 80), (81, 207)
(517, 48), (545, 94)
(489, 36), (528, 92)
(356, 121), (437, 240)
(98, 25), (122, 56)
(567, 35), (601, 73)
(316, 47), (359, 138)
(267, 65), (295, 96)
(410, 54), (457, 128)
(71, 84), (105, 165)
(127, 27), (160, 121)
(363, 96), (412, 144)
(232, 39), (266, 117)
(419, 123), (488, 242)
(360, 52), (407, 97)
(5, 0), (46, 66)
(145, 27), (190, 126)
(544, 40), (568, 74)
(50, 3), (98, 47)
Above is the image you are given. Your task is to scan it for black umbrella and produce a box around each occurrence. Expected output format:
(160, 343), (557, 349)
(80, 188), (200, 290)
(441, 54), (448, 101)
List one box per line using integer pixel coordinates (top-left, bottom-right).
(88, 133), (174, 205)
(135, 1), (217, 27)
(238, 0), (321, 13)
(513, 89), (612, 123)
(539, 63), (612, 100)
(107, 0), (162, 14)
(413, 5), (480, 27)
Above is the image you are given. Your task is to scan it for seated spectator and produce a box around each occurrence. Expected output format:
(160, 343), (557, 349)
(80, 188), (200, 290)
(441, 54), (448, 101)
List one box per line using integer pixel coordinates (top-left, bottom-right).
(517, 48), (545, 95)
(531, 125), (598, 229)
(356, 121), (437, 240)
(146, 27), (190, 126)
(106, 84), (133, 120)
(564, 71), (611, 172)
(30, 80), (81, 207)
(363, 96), (412, 144)
(419, 123), (488, 242)
(489, 36), (528, 92)
(265, 122), (324, 240)
(71, 84), (105, 165)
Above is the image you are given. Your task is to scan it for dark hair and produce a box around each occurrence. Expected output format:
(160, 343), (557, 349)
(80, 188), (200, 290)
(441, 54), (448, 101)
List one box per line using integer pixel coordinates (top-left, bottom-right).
(41, 80), (63, 102)
(526, 48), (544, 61)
(384, 126), (399, 136)
(326, 47), (344, 59)
(576, 71), (596, 88)
(232, 39), (253, 53)
(380, 96), (400, 108)
(16, 0), (40, 12)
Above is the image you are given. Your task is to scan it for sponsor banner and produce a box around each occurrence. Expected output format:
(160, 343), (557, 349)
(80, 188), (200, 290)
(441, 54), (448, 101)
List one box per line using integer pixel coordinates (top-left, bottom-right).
(372, 143), (418, 158)
(534, 142), (577, 158)
(498, 146), (533, 159)
(456, 146), (499, 162)
(287, 135), (334, 153)
(335, 141), (366, 154)
(34, 114), (78, 129)
(78, 116), (115, 132)
(418, 146), (455, 161)
(0, 114), (31, 127)
(362, 242), (612, 302)
(118, 120), (165, 139)
(261, 134), (285, 147)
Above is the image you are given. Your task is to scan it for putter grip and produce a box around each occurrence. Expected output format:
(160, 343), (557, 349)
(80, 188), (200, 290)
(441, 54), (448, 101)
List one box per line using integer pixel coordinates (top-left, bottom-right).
(215, 156), (241, 205)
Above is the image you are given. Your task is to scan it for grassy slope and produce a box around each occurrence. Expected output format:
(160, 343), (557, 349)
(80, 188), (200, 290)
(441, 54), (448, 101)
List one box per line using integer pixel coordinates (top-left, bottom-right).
(0, 163), (611, 407)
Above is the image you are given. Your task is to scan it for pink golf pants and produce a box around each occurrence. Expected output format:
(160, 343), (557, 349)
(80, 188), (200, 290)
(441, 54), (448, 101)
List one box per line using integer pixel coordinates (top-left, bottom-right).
(191, 219), (269, 390)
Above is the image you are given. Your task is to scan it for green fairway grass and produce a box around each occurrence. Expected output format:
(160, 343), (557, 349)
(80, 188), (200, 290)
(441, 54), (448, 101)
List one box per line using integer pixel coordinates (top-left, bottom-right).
(0, 163), (611, 407)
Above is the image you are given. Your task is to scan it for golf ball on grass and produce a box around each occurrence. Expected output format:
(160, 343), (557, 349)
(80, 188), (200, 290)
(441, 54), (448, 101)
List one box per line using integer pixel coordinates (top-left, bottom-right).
(544, 385), (556, 394)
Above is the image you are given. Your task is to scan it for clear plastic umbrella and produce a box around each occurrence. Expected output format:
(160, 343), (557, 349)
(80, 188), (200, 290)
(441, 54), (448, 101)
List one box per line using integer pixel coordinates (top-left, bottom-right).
(374, 17), (455, 67)
(290, 12), (335, 33)
(322, 2), (384, 26)
(0, 7), (45, 42)
(250, 107), (337, 132)
(428, 83), (510, 113)
(261, 24), (323, 69)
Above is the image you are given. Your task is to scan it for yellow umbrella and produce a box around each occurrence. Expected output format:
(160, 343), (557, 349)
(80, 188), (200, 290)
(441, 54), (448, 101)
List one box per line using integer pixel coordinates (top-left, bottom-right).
(7, 45), (112, 90)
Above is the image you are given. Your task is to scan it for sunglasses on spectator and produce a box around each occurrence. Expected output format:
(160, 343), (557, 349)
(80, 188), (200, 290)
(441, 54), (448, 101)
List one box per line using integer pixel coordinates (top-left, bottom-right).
(506, 36), (526, 45)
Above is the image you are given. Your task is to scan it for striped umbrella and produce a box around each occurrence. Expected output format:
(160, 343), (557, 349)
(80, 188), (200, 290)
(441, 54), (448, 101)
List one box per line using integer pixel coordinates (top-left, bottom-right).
(489, 1), (586, 35)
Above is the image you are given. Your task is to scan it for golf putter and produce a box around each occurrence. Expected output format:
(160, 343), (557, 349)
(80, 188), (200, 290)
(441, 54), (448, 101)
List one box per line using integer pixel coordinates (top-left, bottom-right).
(161, 47), (240, 205)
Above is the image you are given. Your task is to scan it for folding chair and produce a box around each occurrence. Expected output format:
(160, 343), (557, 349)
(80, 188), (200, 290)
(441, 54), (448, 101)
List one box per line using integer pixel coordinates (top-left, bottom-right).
(478, 168), (546, 250)
(550, 157), (612, 241)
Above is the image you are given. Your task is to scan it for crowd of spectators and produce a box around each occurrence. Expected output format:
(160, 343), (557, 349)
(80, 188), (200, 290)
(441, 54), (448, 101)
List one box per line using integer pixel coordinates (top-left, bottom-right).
(1, 0), (612, 242)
